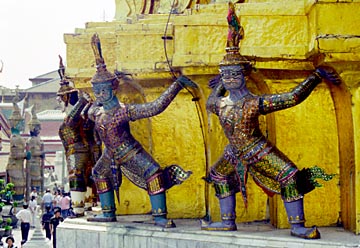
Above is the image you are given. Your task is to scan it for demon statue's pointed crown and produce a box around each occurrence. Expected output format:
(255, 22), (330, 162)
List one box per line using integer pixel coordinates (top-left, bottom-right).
(57, 55), (77, 96)
(220, 2), (252, 75)
(28, 106), (41, 130)
(9, 90), (24, 130)
(9, 101), (22, 123)
(90, 33), (118, 85)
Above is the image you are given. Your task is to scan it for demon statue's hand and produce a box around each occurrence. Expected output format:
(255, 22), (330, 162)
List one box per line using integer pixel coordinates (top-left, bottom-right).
(79, 91), (93, 103)
(208, 75), (221, 89)
(315, 66), (342, 85)
(176, 75), (198, 88)
(26, 151), (32, 160)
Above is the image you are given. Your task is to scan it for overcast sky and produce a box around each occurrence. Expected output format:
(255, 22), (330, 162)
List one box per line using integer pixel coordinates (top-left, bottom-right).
(0, 0), (115, 89)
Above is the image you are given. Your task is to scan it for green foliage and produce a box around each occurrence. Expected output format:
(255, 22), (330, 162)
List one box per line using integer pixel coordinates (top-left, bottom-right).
(0, 181), (15, 204)
(0, 217), (12, 231)
(5, 183), (14, 190)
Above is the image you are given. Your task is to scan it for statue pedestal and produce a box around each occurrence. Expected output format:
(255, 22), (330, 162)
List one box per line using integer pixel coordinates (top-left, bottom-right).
(57, 215), (358, 248)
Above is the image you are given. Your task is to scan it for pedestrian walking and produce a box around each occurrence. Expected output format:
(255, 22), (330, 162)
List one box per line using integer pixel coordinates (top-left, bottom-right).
(4, 236), (17, 248)
(15, 203), (31, 246)
(29, 188), (38, 201)
(29, 195), (37, 228)
(41, 189), (53, 213)
(50, 208), (63, 248)
(53, 190), (61, 209)
(41, 205), (52, 240)
(59, 192), (71, 219)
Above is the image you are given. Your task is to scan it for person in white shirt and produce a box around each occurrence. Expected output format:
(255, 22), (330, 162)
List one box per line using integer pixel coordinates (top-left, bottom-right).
(15, 203), (32, 246)
(53, 190), (61, 209)
(29, 195), (38, 228)
(29, 188), (38, 200)
(42, 188), (53, 212)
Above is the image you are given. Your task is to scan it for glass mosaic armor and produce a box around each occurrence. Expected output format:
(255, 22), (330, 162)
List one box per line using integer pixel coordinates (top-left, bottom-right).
(201, 2), (340, 238)
(57, 56), (101, 216)
(87, 34), (193, 226)
(59, 97), (100, 189)
(207, 72), (325, 202)
(90, 81), (187, 189)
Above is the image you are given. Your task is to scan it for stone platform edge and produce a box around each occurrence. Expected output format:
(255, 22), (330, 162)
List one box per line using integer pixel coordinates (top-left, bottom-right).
(56, 216), (360, 248)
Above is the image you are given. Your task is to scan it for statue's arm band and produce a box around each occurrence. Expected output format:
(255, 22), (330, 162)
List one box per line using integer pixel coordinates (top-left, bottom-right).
(259, 73), (322, 114)
(67, 97), (88, 124)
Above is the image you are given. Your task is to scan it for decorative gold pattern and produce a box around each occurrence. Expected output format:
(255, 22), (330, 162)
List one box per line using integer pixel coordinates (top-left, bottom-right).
(147, 172), (165, 195)
(152, 207), (166, 216)
(95, 178), (112, 193)
(221, 212), (236, 221)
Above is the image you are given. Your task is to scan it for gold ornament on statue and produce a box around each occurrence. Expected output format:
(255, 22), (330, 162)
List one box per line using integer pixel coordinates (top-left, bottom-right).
(90, 33), (117, 84)
(220, 2), (252, 75)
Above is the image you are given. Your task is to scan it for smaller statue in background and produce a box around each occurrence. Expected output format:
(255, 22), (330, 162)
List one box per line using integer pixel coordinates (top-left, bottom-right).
(25, 107), (44, 201)
(6, 99), (30, 202)
(57, 55), (102, 216)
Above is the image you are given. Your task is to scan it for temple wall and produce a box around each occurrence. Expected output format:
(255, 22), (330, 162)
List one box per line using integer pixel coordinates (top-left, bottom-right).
(64, 0), (360, 233)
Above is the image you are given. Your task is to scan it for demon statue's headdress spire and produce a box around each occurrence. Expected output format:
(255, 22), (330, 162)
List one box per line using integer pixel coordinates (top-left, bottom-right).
(9, 94), (23, 130)
(28, 105), (41, 130)
(57, 55), (77, 97)
(220, 1), (252, 75)
(90, 33), (117, 84)
(56, 55), (77, 109)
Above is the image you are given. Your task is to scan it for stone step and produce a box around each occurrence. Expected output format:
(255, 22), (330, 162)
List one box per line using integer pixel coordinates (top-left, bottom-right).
(57, 215), (360, 248)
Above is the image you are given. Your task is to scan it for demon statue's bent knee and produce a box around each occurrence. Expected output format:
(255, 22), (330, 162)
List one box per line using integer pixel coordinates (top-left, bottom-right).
(86, 34), (193, 227)
(201, 2), (340, 239)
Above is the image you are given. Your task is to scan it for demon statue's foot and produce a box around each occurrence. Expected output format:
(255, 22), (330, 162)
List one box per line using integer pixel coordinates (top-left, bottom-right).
(87, 213), (117, 222)
(290, 226), (320, 239)
(154, 217), (176, 228)
(73, 212), (85, 218)
(69, 206), (85, 218)
(200, 219), (237, 231)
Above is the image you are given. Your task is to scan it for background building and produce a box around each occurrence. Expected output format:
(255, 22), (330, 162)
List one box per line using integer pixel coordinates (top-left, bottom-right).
(0, 72), (65, 191)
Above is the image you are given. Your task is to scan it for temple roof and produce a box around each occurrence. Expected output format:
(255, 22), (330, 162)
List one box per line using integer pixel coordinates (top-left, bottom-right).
(25, 78), (60, 93)
(37, 109), (65, 121)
